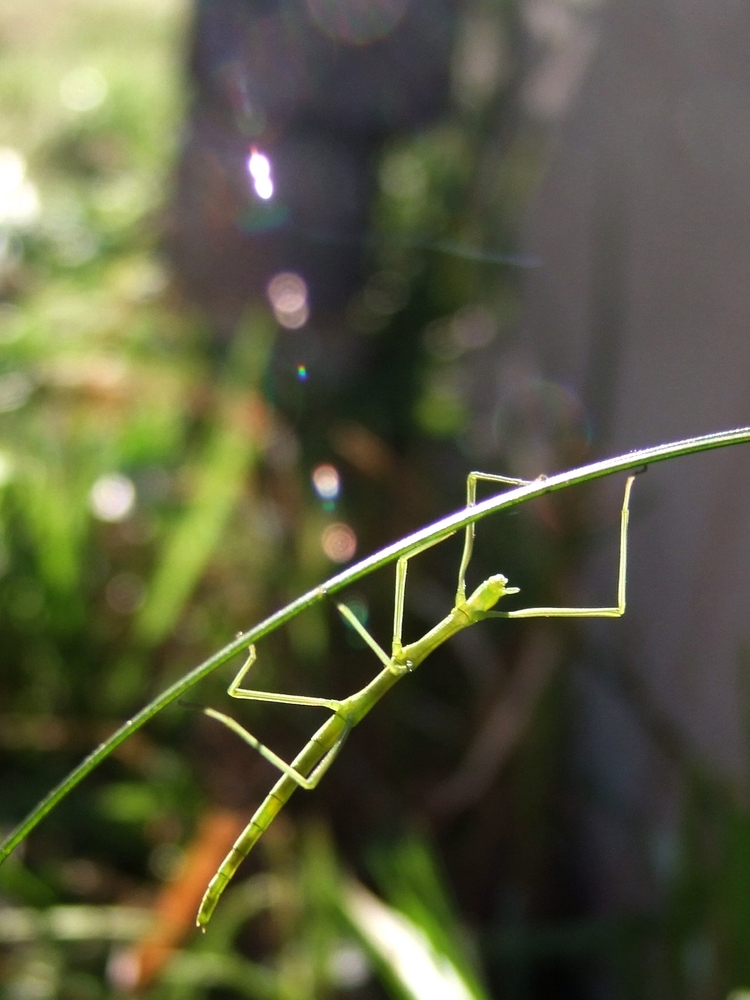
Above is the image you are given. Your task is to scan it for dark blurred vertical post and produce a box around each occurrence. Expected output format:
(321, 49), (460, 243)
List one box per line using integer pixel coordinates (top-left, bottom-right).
(520, 0), (750, 991)
(168, 0), (456, 346)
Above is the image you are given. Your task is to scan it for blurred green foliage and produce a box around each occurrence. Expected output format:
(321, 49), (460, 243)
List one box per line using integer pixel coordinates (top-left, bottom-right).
(0, 0), (514, 994)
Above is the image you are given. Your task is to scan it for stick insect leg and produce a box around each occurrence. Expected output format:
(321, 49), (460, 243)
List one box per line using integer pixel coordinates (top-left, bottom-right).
(456, 472), (535, 604)
(391, 535), (449, 661)
(204, 644), (351, 788)
(228, 646), (343, 713)
(204, 707), (351, 790)
(487, 474), (637, 619)
(336, 603), (392, 668)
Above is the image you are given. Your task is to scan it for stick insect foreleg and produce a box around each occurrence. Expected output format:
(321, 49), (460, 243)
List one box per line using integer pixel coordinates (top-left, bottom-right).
(487, 474), (637, 619)
(456, 472), (534, 604)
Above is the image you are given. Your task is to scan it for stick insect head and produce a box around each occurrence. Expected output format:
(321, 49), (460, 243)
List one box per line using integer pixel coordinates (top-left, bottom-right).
(465, 574), (520, 614)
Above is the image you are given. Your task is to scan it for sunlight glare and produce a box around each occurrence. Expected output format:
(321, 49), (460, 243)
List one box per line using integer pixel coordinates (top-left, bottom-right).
(247, 148), (274, 200)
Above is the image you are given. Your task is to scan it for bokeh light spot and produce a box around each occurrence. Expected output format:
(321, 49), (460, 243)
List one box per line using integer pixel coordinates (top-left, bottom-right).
(148, 841), (185, 881)
(341, 597), (369, 630)
(379, 150), (427, 201)
(267, 272), (309, 329)
(0, 452), (15, 488)
(90, 474), (136, 522)
(321, 523), (357, 563)
(328, 942), (370, 989)
(312, 463), (341, 501)
(297, 364), (308, 381)
(0, 148), (40, 226)
(59, 67), (108, 112)
(0, 372), (32, 412)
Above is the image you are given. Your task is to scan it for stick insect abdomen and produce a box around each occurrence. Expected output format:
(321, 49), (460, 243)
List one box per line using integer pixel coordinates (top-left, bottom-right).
(196, 779), (292, 928)
(198, 827), (265, 926)
(196, 708), (350, 928)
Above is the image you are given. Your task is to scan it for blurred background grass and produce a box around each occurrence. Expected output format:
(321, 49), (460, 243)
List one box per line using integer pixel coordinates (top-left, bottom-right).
(2, 1), (750, 998)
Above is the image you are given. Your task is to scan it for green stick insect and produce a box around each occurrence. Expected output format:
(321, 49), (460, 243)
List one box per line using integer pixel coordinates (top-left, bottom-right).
(3, 427), (750, 931)
(196, 471), (636, 927)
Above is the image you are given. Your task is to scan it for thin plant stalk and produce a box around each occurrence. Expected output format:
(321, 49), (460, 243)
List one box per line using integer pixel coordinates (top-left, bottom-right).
(2, 425), (750, 867)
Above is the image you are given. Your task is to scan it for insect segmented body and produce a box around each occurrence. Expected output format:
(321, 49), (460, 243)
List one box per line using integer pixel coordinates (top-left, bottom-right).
(198, 472), (636, 927)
